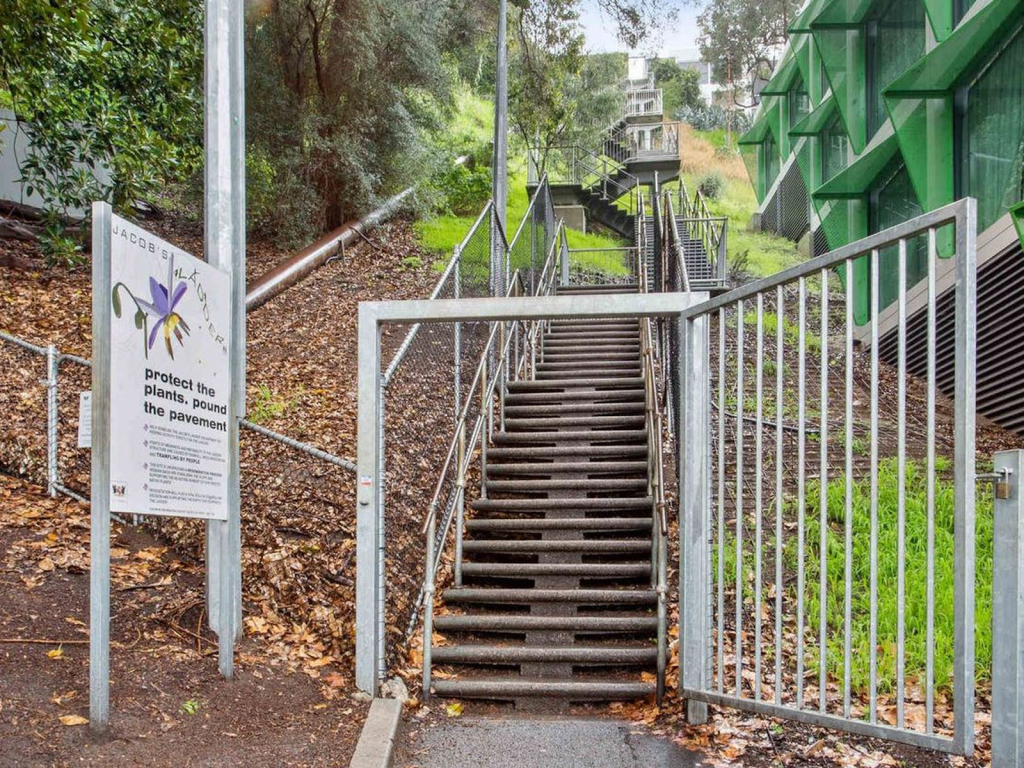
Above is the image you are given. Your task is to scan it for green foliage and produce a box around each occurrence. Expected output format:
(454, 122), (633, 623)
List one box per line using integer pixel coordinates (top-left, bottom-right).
(244, 0), (479, 243)
(679, 104), (751, 134)
(698, 170), (725, 200)
(0, 0), (203, 220)
(788, 458), (993, 692)
(697, 0), (800, 102)
(651, 58), (703, 117)
(248, 385), (301, 426)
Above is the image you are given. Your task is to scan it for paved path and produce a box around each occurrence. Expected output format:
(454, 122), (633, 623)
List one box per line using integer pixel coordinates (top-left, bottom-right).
(394, 717), (705, 768)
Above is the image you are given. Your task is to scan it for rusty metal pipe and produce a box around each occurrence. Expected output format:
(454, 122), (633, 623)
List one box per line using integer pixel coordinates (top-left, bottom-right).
(245, 186), (415, 312)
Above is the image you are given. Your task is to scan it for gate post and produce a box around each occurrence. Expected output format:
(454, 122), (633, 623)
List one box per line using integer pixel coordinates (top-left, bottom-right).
(679, 307), (710, 724)
(992, 449), (1024, 767)
(356, 303), (383, 695)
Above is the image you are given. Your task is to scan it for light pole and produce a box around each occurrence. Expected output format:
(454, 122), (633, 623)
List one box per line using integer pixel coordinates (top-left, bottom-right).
(491, 0), (508, 295)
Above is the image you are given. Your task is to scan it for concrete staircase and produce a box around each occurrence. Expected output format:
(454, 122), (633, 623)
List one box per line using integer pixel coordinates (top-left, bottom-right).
(430, 282), (660, 708)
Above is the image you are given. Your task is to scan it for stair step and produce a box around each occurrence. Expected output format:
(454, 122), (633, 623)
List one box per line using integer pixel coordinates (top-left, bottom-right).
(547, 321), (638, 330)
(433, 614), (657, 632)
(486, 445), (649, 459)
(502, 415), (645, 429)
(431, 645), (657, 665)
(543, 339), (640, 349)
(443, 588), (657, 605)
(465, 517), (652, 532)
(485, 477), (648, 492)
(431, 679), (654, 700)
(533, 370), (643, 382)
(555, 283), (639, 294)
(472, 496), (652, 512)
(462, 538), (652, 553)
(544, 330), (639, 340)
(539, 353), (641, 364)
(503, 402), (644, 416)
(507, 377), (644, 390)
(504, 389), (644, 404)
(491, 430), (647, 444)
(486, 461), (648, 476)
(461, 562), (652, 577)
(535, 361), (640, 372)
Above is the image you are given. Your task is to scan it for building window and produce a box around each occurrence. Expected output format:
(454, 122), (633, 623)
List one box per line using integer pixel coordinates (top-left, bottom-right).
(763, 132), (780, 193)
(870, 161), (928, 310)
(790, 76), (810, 129)
(959, 23), (1024, 231)
(866, 0), (926, 137)
(821, 112), (849, 183)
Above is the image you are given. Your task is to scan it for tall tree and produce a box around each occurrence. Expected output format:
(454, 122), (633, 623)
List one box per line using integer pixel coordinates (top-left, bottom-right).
(695, 0), (798, 105)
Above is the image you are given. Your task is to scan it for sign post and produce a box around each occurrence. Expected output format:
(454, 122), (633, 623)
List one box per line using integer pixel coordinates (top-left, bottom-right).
(90, 0), (244, 732)
(90, 209), (234, 729)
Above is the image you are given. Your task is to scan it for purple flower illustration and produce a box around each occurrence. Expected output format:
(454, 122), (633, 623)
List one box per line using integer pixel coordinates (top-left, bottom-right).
(112, 254), (191, 360)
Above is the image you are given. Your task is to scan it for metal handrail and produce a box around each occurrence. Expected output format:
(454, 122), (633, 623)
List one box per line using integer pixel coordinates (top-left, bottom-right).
(637, 252), (669, 704)
(665, 194), (692, 293)
(420, 221), (567, 698)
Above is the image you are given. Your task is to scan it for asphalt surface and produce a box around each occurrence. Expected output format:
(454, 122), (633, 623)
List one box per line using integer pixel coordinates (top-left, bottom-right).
(394, 717), (705, 768)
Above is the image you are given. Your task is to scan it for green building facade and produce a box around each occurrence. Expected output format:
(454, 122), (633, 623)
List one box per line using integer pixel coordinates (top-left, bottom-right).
(742, 0), (1024, 322)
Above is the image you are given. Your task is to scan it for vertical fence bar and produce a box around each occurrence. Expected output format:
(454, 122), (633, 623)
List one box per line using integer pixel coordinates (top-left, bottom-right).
(818, 269), (828, 714)
(953, 199), (977, 755)
(844, 258), (854, 719)
(869, 247), (880, 723)
(735, 299), (744, 697)
(796, 276), (806, 709)
(992, 450), (1024, 767)
(925, 229), (937, 734)
(774, 284), (784, 706)
(896, 238), (907, 729)
(46, 344), (59, 498)
(717, 307), (726, 693)
(754, 294), (764, 701)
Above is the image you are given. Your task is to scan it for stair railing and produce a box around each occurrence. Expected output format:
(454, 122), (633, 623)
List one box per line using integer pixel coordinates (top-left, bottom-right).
(419, 223), (567, 700)
(638, 248), (669, 705)
(672, 184), (729, 289)
(664, 193), (692, 294)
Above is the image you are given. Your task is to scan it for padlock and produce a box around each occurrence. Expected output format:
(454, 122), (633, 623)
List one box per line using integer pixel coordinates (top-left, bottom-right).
(996, 477), (1011, 500)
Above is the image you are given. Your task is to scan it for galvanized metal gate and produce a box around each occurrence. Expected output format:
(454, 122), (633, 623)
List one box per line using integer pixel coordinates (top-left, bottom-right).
(679, 199), (978, 754)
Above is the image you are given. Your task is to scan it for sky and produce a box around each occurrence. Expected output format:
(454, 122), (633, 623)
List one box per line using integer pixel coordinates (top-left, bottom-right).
(577, 0), (704, 60)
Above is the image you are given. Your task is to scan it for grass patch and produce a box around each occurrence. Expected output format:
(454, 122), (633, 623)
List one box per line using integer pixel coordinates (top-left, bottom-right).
(248, 384), (302, 425)
(715, 457), (993, 697)
(792, 457), (993, 693)
(667, 125), (805, 279)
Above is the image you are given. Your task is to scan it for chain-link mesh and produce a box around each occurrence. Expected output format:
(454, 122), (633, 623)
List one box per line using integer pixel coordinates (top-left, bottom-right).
(0, 337), (49, 484)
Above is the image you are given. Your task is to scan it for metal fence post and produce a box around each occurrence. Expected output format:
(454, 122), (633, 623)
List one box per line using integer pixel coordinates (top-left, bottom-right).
(992, 450), (1024, 767)
(679, 308), (710, 724)
(46, 344), (59, 498)
(356, 303), (382, 695)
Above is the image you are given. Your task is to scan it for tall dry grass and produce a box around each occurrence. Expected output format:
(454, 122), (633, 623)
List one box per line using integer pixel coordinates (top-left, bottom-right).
(678, 123), (748, 181)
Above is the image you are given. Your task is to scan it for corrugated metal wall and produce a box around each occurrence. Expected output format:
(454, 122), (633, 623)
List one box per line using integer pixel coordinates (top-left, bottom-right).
(878, 241), (1024, 435)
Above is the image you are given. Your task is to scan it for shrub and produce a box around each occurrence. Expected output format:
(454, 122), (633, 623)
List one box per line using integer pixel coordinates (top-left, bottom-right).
(678, 104), (752, 134)
(698, 171), (725, 201)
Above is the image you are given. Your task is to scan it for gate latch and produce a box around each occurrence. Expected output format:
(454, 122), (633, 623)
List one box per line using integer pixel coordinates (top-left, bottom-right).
(976, 467), (1013, 500)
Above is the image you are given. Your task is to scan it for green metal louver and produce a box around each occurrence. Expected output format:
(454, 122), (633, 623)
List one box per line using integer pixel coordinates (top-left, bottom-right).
(884, 0), (1024, 229)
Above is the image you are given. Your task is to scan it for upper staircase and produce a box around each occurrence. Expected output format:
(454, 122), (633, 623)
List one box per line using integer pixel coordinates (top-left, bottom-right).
(428, 282), (665, 708)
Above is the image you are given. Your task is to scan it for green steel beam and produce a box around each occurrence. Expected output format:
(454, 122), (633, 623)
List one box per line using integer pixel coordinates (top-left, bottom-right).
(1013, 201), (1024, 252)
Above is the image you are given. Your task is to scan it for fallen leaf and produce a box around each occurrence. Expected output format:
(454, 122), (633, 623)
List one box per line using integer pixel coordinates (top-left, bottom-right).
(59, 715), (88, 726)
(47, 647), (63, 659)
(445, 702), (463, 718)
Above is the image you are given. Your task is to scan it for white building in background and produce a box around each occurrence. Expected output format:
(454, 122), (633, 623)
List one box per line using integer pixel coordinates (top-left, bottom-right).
(674, 48), (719, 105)
(0, 110), (109, 220)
